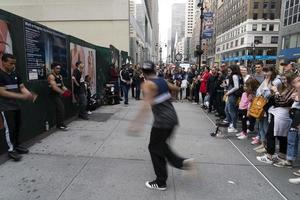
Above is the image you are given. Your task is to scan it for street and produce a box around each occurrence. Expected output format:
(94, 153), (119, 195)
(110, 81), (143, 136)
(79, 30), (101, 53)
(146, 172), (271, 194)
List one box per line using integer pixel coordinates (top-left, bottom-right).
(0, 100), (299, 200)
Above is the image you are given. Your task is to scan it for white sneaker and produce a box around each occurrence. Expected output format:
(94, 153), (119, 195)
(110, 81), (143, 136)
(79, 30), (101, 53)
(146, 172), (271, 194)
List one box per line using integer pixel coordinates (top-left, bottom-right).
(257, 154), (273, 164)
(238, 133), (247, 140)
(289, 177), (300, 184)
(228, 127), (238, 133)
(87, 111), (92, 115)
(236, 132), (242, 137)
(223, 119), (229, 123)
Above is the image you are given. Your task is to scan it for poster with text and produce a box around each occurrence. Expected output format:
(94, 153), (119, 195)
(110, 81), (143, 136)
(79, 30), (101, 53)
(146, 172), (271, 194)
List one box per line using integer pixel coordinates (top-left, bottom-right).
(70, 43), (96, 96)
(24, 20), (67, 81)
(0, 19), (13, 68)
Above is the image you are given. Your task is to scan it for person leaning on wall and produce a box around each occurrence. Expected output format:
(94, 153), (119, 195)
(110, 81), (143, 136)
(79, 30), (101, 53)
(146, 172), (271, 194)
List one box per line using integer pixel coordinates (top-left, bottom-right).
(0, 53), (37, 161)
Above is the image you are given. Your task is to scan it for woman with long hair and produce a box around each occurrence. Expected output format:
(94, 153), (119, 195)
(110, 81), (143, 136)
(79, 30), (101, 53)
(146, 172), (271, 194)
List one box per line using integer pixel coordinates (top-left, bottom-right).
(222, 65), (243, 134)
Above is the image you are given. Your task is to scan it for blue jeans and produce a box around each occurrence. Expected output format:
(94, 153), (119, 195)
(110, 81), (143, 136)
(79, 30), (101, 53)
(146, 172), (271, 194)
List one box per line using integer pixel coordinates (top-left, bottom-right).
(121, 84), (130, 104)
(225, 95), (238, 128)
(287, 129), (299, 161)
(258, 116), (268, 142)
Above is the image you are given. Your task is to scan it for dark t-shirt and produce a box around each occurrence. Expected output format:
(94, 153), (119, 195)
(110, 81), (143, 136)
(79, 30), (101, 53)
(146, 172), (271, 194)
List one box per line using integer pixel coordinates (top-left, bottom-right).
(0, 69), (22, 111)
(73, 68), (85, 94)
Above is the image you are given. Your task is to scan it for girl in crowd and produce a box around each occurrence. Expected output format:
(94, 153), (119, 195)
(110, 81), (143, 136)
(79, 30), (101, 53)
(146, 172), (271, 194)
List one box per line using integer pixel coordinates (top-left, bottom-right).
(236, 77), (259, 140)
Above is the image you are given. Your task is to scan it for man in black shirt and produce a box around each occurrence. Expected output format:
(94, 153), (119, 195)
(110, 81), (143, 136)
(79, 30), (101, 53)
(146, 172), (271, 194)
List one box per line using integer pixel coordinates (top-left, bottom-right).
(72, 61), (88, 120)
(0, 53), (37, 161)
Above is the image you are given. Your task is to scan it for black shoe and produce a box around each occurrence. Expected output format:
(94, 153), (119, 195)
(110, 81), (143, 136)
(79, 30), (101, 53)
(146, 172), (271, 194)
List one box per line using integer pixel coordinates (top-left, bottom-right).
(15, 146), (29, 154)
(145, 180), (167, 191)
(57, 125), (69, 131)
(79, 115), (89, 120)
(124, 102), (129, 105)
(8, 150), (22, 161)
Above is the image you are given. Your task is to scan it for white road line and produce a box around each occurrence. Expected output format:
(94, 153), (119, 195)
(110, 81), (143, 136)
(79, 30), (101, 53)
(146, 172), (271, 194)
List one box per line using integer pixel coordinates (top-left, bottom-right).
(200, 109), (288, 200)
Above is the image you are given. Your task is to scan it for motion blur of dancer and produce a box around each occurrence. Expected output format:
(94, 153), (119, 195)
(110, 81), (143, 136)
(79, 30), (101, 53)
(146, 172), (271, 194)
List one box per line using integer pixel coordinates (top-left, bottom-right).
(128, 61), (195, 191)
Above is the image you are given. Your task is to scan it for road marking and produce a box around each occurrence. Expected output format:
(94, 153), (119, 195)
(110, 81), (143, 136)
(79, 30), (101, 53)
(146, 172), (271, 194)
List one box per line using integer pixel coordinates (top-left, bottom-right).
(200, 109), (288, 200)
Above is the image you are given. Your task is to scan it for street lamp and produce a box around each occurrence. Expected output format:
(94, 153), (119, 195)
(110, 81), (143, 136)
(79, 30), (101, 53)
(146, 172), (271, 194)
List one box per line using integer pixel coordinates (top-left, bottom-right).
(197, 0), (204, 71)
(251, 41), (259, 74)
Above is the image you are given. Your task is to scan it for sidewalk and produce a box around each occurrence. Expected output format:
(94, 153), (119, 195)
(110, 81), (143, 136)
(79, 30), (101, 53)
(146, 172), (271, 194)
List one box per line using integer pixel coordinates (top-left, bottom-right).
(0, 99), (299, 200)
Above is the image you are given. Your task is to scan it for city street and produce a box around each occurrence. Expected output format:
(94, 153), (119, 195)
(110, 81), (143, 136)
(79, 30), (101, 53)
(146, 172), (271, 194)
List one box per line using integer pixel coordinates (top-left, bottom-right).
(0, 99), (299, 200)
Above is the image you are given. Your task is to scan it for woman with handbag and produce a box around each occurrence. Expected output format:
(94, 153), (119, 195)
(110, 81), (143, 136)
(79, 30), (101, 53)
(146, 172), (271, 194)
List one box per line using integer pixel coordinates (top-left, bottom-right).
(257, 72), (297, 165)
(252, 66), (280, 150)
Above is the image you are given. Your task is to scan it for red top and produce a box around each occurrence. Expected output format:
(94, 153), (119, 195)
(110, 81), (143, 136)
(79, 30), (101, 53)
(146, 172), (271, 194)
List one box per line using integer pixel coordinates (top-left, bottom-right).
(199, 72), (211, 93)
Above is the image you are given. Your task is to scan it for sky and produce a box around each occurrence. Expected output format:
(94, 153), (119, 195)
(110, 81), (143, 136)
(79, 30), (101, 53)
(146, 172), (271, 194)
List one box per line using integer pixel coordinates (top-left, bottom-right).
(159, 0), (186, 60)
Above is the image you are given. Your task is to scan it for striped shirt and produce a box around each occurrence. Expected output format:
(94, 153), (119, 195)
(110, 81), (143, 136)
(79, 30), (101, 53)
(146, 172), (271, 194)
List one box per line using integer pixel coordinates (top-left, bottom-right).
(0, 69), (22, 111)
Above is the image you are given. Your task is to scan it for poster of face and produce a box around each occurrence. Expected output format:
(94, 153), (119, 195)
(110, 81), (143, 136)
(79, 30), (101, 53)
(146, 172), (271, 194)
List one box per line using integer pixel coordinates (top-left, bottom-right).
(24, 21), (67, 81)
(0, 19), (13, 68)
(70, 43), (96, 96)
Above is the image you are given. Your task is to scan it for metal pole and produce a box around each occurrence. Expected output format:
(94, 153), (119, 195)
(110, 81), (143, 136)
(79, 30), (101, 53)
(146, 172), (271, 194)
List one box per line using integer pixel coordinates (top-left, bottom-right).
(198, 6), (204, 71)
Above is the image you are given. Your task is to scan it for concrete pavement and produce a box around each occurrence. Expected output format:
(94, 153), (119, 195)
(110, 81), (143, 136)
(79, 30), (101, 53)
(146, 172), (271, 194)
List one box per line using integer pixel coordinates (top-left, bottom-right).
(0, 99), (299, 200)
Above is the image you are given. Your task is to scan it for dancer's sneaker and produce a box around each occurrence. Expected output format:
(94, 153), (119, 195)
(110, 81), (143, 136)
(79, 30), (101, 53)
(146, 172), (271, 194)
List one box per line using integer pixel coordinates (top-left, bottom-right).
(293, 170), (300, 177)
(145, 180), (167, 191)
(289, 177), (300, 184)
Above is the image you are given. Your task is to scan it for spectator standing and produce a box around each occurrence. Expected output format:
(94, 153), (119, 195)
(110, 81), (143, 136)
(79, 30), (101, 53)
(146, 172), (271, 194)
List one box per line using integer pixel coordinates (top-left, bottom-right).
(0, 53), (37, 161)
(48, 63), (71, 131)
(72, 61), (88, 120)
(253, 63), (265, 84)
(199, 66), (211, 108)
(206, 67), (218, 113)
(120, 64), (132, 105)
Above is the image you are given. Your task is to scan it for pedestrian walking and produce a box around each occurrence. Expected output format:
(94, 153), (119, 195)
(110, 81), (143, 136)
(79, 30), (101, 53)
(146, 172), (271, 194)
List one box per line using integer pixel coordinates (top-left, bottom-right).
(0, 53), (37, 161)
(128, 61), (195, 191)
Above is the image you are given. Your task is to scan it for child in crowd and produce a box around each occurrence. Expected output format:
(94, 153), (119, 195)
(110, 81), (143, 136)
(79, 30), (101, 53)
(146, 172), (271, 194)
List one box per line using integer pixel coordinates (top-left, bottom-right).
(236, 77), (260, 139)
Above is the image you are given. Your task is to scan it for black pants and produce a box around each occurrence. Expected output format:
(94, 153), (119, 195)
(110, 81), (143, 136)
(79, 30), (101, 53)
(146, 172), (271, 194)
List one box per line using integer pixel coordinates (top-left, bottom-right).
(208, 92), (216, 112)
(0, 110), (21, 152)
(148, 127), (185, 185)
(201, 92), (206, 105)
(239, 109), (249, 133)
(75, 92), (87, 117)
(266, 114), (288, 155)
(131, 83), (135, 98)
(216, 91), (225, 117)
(53, 96), (65, 127)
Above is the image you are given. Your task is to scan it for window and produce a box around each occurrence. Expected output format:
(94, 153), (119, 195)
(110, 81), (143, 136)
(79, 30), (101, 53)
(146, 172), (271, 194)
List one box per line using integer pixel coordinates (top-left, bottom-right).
(226, 43), (229, 49)
(254, 2), (259, 9)
(263, 13), (268, 19)
(263, 2), (268, 9)
(262, 24), (267, 31)
(297, 34), (300, 47)
(269, 24), (274, 31)
(270, 2), (276, 9)
(289, 16), (293, 24)
(270, 13), (275, 19)
(254, 36), (263, 44)
(294, 14), (298, 23)
(252, 24), (257, 31)
(271, 36), (278, 44)
(253, 13), (258, 19)
(291, 0), (295, 7)
(235, 40), (238, 46)
(290, 34), (298, 48)
(241, 37), (244, 45)
(286, 0), (289, 9)
(230, 41), (233, 48)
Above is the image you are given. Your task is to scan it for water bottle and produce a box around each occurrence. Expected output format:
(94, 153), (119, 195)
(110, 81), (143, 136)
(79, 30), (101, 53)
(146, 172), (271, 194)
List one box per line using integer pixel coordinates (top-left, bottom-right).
(45, 121), (49, 131)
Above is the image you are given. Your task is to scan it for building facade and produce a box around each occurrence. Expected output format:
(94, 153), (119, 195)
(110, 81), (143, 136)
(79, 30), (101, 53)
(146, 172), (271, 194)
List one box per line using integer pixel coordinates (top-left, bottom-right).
(184, 0), (197, 63)
(278, 0), (300, 64)
(1, 0), (159, 65)
(215, 0), (281, 67)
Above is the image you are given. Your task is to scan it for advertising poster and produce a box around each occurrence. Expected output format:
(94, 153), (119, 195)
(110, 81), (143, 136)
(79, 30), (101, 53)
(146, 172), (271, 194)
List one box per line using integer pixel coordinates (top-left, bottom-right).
(24, 20), (67, 81)
(202, 0), (214, 39)
(0, 19), (13, 68)
(70, 43), (96, 96)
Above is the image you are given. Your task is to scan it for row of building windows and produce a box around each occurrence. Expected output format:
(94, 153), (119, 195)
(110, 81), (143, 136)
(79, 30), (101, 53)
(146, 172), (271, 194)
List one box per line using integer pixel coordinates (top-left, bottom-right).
(253, 13), (276, 20)
(252, 24), (276, 31)
(218, 36), (278, 52)
(253, 1), (276, 9)
(282, 33), (300, 49)
(286, 0), (300, 9)
(218, 23), (277, 44)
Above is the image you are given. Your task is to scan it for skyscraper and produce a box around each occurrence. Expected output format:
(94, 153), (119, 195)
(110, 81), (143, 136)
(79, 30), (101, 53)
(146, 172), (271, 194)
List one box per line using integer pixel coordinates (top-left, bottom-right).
(171, 3), (186, 61)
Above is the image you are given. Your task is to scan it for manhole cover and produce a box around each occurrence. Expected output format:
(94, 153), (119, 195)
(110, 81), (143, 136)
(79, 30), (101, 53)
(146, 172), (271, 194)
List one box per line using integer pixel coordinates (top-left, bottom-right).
(77, 113), (114, 122)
